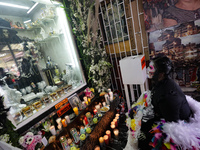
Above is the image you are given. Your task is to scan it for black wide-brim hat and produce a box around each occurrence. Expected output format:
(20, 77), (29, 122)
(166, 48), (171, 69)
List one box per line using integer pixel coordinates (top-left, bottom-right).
(0, 18), (22, 43)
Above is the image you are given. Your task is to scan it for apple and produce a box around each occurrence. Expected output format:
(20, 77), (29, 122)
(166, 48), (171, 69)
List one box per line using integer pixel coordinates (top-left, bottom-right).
(86, 127), (91, 134)
(80, 134), (86, 141)
(70, 147), (77, 150)
(93, 118), (98, 124)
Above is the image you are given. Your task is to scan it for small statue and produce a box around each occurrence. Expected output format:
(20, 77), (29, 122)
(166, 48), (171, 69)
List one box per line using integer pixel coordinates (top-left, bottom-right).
(46, 56), (55, 69)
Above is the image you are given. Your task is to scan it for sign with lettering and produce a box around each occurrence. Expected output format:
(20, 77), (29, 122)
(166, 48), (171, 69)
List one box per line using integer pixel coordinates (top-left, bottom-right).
(57, 103), (72, 117)
(55, 98), (68, 109)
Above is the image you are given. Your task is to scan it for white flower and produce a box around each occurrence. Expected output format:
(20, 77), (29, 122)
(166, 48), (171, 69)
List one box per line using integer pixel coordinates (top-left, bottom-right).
(81, 23), (85, 30)
(19, 136), (24, 145)
(0, 134), (10, 143)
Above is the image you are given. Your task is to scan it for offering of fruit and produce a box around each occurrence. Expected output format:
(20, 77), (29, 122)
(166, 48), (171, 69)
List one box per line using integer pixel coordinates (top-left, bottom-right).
(93, 118), (98, 124)
(86, 127), (91, 134)
(80, 134), (86, 141)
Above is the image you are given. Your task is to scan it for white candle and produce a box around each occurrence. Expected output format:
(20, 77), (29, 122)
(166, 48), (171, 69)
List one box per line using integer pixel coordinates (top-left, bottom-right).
(56, 118), (61, 125)
(57, 124), (62, 130)
(65, 115), (70, 123)
(95, 105), (100, 114)
(103, 102), (106, 107)
(104, 94), (109, 105)
(49, 125), (56, 135)
(113, 129), (119, 139)
(108, 89), (113, 101)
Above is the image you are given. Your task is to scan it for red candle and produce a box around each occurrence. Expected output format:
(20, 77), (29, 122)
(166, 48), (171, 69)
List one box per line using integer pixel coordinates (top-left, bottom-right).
(93, 109), (97, 115)
(106, 130), (111, 140)
(113, 119), (118, 127)
(83, 116), (89, 125)
(104, 135), (109, 145)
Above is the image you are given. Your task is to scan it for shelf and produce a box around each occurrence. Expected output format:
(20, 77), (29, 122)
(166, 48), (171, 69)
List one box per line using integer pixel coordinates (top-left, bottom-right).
(37, 33), (63, 43)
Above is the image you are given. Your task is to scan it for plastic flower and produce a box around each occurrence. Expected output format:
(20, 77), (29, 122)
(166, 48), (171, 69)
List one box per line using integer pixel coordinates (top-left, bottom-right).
(130, 119), (136, 131)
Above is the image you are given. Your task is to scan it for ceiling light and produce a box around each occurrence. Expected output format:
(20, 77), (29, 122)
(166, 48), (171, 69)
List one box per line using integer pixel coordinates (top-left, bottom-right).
(27, 2), (38, 14)
(24, 20), (32, 24)
(0, 2), (29, 9)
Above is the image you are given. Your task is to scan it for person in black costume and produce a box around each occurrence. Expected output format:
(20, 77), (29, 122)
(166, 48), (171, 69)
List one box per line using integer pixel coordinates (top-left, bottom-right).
(138, 55), (193, 149)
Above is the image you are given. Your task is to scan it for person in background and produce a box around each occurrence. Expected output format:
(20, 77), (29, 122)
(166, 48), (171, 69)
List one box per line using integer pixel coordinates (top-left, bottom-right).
(138, 55), (193, 149)
(163, 0), (200, 27)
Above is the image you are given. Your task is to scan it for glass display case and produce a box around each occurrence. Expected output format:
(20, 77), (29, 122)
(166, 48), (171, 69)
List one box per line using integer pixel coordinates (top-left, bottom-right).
(0, 0), (86, 129)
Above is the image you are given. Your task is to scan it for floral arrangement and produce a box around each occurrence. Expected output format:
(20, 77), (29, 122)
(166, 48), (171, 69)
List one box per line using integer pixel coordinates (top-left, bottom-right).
(62, 0), (112, 93)
(19, 132), (42, 150)
(126, 92), (151, 139)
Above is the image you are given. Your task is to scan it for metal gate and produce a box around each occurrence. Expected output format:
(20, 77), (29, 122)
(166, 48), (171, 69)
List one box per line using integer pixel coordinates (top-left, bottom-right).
(97, 0), (149, 100)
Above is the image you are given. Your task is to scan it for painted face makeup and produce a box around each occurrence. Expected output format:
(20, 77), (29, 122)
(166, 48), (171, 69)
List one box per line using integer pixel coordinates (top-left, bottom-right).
(147, 61), (155, 79)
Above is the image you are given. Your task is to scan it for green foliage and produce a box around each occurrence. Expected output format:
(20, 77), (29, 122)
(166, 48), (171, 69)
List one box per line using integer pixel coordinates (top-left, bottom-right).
(62, 0), (112, 93)
(0, 96), (20, 147)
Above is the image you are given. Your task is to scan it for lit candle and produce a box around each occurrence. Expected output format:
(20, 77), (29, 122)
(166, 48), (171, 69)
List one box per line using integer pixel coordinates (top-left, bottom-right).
(113, 119), (118, 127)
(113, 129), (119, 139)
(93, 109), (97, 115)
(95, 105), (100, 114)
(115, 116), (119, 123)
(106, 130), (111, 140)
(111, 124), (115, 130)
(61, 118), (67, 127)
(104, 135), (109, 145)
(73, 107), (79, 115)
(57, 124), (62, 130)
(88, 98), (91, 103)
(103, 102), (106, 107)
(116, 114), (120, 117)
(94, 145), (100, 150)
(56, 118), (61, 125)
(65, 115), (70, 123)
(99, 102), (102, 108)
(49, 125), (56, 135)
(111, 121), (115, 126)
(99, 137), (104, 148)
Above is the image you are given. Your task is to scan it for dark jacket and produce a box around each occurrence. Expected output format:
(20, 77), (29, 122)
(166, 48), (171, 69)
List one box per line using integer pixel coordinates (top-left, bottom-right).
(151, 77), (192, 122)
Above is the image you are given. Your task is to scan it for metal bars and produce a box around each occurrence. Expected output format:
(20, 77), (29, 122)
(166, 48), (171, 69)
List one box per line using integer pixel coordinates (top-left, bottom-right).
(98, 0), (147, 99)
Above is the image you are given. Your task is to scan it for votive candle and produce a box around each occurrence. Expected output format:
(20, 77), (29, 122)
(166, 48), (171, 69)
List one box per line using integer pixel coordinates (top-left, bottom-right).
(73, 107), (79, 115)
(56, 118), (61, 125)
(93, 109), (97, 115)
(61, 118), (67, 127)
(113, 119), (118, 127)
(111, 124), (115, 130)
(49, 125), (56, 135)
(99, 137), (104, 147)
(94, 145), (100, 150)
(104, 135), (109, 145)
(65, 115), (70, 123)
(106, 130), (111, 140)
(113, 129), (119, 139)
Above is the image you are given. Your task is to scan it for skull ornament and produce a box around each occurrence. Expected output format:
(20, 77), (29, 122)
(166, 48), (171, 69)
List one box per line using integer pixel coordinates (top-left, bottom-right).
(147, 61), (155, 79)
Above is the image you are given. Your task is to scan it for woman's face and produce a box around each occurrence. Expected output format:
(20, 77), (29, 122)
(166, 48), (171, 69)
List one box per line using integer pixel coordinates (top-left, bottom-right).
(147, 61), (155, 79)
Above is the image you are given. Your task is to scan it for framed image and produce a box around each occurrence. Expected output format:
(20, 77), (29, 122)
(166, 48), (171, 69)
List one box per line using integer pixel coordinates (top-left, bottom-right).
(68, 93), (81, 108)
